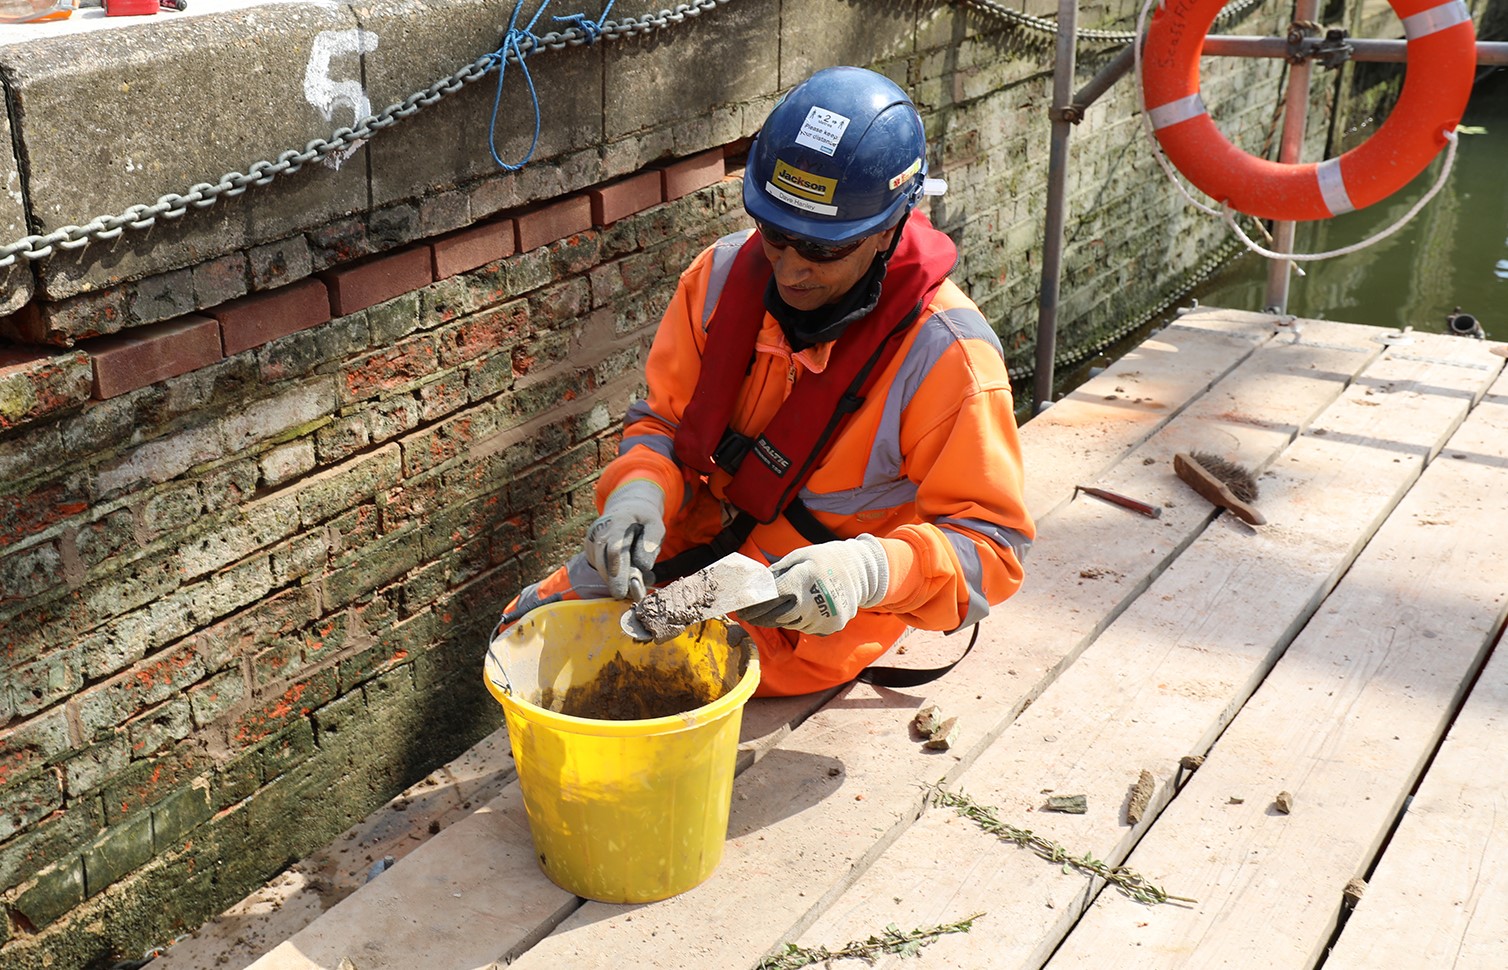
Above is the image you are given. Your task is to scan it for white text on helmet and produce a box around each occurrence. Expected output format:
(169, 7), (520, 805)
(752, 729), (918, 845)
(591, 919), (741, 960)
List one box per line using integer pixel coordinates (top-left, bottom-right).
(772, 160), (838, 204)
(794, 106), (851, 156)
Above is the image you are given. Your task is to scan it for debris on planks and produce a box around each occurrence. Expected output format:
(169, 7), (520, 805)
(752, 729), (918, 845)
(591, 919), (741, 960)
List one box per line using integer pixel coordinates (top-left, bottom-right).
(1274, 790), (1295, 814)
(1176, 753), (1205, 790)
(1126, 769), (1156, 825)
(911, 703), (959, 751)
(1043, 794), (1088, 814)
(924, 717), (959, 751)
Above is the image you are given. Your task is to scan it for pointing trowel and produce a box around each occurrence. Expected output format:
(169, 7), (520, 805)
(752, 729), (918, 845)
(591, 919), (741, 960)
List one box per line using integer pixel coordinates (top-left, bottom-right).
(620, 552), (778, 643)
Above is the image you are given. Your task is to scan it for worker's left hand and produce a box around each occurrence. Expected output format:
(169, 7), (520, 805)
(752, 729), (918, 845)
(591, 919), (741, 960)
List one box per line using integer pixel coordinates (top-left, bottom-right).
(737, 536), (889, 636)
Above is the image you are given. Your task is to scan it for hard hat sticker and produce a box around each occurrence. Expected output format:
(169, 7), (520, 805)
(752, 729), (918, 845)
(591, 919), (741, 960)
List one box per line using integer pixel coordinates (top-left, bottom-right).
(888, 159), (922, 191)
(772, 160), (838, 204)
(794, 106), (851, 156)
(764, 182), (839, 216)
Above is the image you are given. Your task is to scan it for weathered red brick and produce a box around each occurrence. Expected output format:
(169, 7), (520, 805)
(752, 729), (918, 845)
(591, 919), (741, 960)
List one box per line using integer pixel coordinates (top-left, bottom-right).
(210, 278), (332, 356)
(660, 148), (727, 201)
(0, 346), (92, 431)
(437, 299), (530, 366)
(102, 744), (208, 822)
(430, 220), (515, 281)
(231, 668), (339, 748)
(2, 288), (132, 346)
(341, 336), (440, 402)
(514, 195), (592, 253)
(75, 643), (209, 739)
(0, 708), (72, 791)
(321, 246), (433, 316)
(88, 315), (223, 400)
(588, 170), (663, 227)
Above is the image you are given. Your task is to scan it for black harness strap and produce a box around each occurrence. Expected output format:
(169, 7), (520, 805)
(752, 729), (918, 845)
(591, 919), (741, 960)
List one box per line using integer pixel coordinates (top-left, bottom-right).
(781, 497), (842, 545)
(651, 512), (759, 585)
(651, 495), (840, 586)
(652, 301), (916, 585)
(857, 622), (981, 689)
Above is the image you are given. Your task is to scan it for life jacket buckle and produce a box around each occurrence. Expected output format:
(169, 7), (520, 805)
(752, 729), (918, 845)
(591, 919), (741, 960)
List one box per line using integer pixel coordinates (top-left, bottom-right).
(712, 431), (753, 472)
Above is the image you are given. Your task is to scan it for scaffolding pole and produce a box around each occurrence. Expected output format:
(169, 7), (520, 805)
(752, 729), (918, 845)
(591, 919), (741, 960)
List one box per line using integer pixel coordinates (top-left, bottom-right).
(1029, 15), (1506, 412)
(1032, 0), (1079, 413)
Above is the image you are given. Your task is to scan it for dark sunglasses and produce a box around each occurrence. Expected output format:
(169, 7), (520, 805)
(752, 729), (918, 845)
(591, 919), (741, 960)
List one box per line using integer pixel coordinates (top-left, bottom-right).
(755, 222), (866, 263)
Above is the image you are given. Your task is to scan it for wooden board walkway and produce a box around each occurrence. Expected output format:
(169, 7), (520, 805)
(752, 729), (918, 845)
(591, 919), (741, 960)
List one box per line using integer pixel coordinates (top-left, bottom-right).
(166, 308), (1506, 970)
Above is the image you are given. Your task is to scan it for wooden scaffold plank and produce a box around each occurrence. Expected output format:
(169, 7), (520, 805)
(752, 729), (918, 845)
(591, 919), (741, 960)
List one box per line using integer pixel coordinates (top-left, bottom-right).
(242, 309), (1283, 970)
(497, 320), (1390, 970)
(787, 332), (1501, 969)
(1321, 374), (1508, 970)
(1044, 357), (1508, 968)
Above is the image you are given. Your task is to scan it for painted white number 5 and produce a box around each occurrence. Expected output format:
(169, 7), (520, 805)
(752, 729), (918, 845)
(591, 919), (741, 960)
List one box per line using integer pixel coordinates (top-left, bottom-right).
(303, 29), (381, 171)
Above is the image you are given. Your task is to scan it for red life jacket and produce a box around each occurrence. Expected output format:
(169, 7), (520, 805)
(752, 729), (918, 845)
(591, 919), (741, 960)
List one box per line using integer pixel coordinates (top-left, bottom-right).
(672, 214), (959, 524)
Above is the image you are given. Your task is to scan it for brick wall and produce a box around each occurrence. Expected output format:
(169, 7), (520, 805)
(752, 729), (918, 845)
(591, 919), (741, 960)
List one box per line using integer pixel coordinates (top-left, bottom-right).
(3, 0), (1467, 963)
(0, 146), (744, 962)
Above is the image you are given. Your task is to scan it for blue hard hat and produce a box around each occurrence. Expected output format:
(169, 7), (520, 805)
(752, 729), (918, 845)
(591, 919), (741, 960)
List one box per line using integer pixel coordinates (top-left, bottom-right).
(743, 66), (928, 245)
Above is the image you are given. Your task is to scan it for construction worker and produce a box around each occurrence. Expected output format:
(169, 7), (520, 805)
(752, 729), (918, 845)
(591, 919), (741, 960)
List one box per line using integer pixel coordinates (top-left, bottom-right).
(503, 66), (1034, 696)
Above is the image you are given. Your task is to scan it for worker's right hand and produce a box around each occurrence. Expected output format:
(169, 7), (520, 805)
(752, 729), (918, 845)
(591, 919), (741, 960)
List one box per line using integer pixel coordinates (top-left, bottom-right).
(737, 535), (890, 636)
(583, 480), (666, 600)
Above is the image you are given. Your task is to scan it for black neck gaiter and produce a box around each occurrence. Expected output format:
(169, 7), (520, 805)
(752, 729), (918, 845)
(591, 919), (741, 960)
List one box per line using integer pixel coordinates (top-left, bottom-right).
(762, 216), (909, 351)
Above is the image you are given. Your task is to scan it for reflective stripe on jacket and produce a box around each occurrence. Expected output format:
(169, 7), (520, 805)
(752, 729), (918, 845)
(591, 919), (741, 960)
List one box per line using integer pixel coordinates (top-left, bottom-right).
(598, 224), (1035, 695)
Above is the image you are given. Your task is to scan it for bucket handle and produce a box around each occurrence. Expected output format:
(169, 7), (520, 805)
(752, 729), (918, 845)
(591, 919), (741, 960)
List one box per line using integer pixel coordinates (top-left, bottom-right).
(484, 593), (566, 695)
(484, 641), (513, 695)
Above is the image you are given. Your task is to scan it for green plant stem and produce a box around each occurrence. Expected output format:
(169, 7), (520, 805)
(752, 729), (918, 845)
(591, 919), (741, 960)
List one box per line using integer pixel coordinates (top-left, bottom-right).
(924, 783), (1197, 905)
(756, 913), (985, 969)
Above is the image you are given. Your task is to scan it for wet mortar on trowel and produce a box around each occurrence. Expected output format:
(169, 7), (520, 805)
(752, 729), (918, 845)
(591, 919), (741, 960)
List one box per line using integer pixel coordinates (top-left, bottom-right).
(629, 572), (726, 642)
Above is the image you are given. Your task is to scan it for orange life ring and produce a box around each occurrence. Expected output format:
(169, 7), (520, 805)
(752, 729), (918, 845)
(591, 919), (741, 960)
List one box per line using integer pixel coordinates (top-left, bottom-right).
(1141, 0), (1477, 221)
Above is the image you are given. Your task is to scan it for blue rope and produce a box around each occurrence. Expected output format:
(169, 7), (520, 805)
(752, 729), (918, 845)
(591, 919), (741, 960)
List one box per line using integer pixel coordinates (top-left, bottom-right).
(553, 0), (615, 43)
(485, 1), (617, 172)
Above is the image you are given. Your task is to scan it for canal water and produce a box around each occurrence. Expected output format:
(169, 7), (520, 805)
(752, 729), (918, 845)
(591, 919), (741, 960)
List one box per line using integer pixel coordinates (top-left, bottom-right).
(1048, 67), (1507, 408)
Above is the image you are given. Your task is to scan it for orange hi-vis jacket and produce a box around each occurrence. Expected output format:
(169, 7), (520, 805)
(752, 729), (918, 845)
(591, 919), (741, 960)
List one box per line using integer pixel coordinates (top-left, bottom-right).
(579, 219), (1035, 695)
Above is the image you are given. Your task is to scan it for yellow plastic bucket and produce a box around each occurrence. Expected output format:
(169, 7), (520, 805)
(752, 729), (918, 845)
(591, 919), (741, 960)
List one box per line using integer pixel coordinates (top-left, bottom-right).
(482, 599), (760, 903)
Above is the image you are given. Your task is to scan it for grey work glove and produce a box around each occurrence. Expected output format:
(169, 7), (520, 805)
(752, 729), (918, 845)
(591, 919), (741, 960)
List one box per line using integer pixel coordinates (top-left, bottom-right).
(737, 535), (890, 637)
(583, 480), (666, 600)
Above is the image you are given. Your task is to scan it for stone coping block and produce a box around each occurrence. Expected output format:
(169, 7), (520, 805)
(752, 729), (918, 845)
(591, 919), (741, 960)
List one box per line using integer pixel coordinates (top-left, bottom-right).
(359, 0), (605, 211)
(0, 100), (30, 318)
(0, 0), (764, 310)
(3, 2), (366, 302)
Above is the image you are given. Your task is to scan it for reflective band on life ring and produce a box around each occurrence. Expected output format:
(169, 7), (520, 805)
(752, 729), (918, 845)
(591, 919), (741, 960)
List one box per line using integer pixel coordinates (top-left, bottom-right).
(1142, 0), (1477, 221)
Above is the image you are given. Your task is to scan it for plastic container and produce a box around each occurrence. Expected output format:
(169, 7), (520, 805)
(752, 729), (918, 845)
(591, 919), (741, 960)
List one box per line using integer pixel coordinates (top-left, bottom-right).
(482, 599), (759, 903)
(104, 0), (156, 16)
(0, 0), (76, 24)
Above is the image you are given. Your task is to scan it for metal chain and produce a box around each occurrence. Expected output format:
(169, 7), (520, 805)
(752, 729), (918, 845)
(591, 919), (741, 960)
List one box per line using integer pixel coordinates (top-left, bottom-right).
(0, 0), (734, 270)
(0, 0), (1270, 270)
(959, 0), (1267, 43)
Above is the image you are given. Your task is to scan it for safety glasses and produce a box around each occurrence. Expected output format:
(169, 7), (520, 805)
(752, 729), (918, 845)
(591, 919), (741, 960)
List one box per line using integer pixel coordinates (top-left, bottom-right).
(755, 222), (866, 263)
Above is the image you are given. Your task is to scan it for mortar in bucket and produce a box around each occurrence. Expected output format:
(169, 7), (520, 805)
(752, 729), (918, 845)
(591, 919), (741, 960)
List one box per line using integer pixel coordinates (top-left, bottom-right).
(482, 598), (759, 903)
